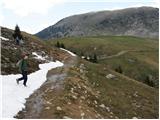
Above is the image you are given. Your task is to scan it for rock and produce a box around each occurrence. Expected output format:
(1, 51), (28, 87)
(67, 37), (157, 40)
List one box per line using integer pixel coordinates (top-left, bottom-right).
(72, 95), (77, 99)
(106, 74), (116, 79)
(132, 117), (138, 119)
(97, 91), (100, 94)
(84, 90), (87, 94)
(46, 101), (52, 105)
(56, 106), (62, 111)
(81, 96), (85, 100)
(77, 84), (81, 89)
(83, 85), (87, 89)
(80, 100), (82, 103)
(94, 100), (98, 104)
(45, 107), (50, 110)
(67, 102), (71, 105)
(63, 116), (72, 119)
(95, 115), (98, 118)
(81, 112), (85, 118)
(110, 112), (113, 115)
(99, 104), (105, 108)
(133, 91), (138, 97)
(128, 59), (135, 63)
(106, 107), (110, 112)
(80, 69), (83, 73)
(70, 88), (74, 93)
(86, 109), (90, 112)
(115, 116), (119, 119)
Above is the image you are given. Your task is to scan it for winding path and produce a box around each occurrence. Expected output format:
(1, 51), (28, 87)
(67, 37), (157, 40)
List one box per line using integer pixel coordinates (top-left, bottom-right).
(15, 49), (77, 119)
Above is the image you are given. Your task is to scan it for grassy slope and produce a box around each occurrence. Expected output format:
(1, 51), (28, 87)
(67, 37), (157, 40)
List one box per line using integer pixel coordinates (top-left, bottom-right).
(46, 36), (159, 87)
(77, 59), (158, 118)
(45, 36), (158, 118)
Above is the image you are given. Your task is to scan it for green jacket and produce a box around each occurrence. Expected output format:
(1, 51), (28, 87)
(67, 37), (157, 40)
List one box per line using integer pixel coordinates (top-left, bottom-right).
(19, 59), (28, 72)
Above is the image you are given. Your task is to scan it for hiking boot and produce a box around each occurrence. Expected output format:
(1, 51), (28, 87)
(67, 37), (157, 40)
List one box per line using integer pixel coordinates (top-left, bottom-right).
(16, 79), (19, 84)
(23, 84), (27, 87)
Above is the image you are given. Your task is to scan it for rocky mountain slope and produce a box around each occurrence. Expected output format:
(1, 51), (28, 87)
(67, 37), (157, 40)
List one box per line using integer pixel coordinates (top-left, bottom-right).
(36, 7), (159, 39)
(1, 27), (67, 75)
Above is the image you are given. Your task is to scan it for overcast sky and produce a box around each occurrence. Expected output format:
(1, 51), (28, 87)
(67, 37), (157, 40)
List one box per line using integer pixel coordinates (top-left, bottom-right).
(0, 0), (159, 34)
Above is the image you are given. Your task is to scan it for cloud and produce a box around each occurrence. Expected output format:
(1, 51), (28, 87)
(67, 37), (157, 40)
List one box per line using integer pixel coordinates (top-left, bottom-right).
(0, 2), (4, 25)
(1, 0), (65, 17)
(1, 0), (158, 17)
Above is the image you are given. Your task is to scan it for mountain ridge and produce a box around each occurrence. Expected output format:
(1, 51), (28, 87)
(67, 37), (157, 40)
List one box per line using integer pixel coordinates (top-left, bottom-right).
(35, 6), (159, 39)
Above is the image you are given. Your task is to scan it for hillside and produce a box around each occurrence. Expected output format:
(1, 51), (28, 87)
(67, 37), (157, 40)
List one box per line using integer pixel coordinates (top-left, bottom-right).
(1, 27), (159, 119)
(1, 27), (68, 75)
(47, 36), (159, 88)
(36, 7), (159, 39)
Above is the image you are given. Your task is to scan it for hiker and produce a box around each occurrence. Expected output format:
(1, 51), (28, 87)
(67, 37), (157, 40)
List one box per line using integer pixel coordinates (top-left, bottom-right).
(16, 54), (28, 87)
(15, 36), (20, 45)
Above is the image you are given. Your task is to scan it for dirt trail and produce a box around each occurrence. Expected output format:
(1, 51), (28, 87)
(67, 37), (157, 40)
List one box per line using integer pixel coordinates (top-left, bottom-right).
(15, 51), (77, 119)
(99, 49), (156, 60)
(99, 50), (128, 59)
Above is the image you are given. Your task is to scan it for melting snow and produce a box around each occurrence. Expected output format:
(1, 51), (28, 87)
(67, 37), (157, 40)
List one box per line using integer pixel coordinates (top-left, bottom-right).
(60, 48), (76, 56)
(32, 52), (46, 61)
(0, 36), (9, 41)
(1, 48), (77, 118)
(1, 61), (63, 118)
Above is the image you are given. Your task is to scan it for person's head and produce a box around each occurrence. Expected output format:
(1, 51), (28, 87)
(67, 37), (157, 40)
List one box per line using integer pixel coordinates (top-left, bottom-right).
(24, 55), (28, 59)
(22, 53), (28, 59)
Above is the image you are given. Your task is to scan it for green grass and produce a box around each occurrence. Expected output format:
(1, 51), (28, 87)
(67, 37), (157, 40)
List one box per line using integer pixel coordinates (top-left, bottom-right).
(46, 36), (159, 88)
(47, 36), (158, 55)
(77, 59), (158, 118)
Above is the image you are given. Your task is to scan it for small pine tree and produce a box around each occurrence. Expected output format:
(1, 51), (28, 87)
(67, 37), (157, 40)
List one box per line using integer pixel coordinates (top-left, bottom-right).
(55, 41), (60, 48)
(93, 54), (98, 63)
(88, 55), (92, 62)
(115, 65), (123, 74)
(80, 51), (84, 56)
(118, 66), (123, 73)
(60, 43), (65, 49)
(13, 24), (22, 39)
(145, 75), (154, 87)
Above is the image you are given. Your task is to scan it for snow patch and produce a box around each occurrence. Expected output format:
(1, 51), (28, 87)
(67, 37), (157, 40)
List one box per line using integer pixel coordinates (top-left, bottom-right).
(60, 48), (76, 56)
(32, 52), (46, 61)
(81, 56), (85, 59)
(106, 74), (116, 79)
(0, 36), (9, 41)
(1, 61), (63, 118)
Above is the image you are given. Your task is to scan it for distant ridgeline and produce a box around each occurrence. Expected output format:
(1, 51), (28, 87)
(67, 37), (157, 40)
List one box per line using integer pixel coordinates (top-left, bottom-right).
(36, 7), (159, 39)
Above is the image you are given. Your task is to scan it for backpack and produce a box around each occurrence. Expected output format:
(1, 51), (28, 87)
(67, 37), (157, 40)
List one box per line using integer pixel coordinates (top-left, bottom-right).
(16, 60), (22, 67)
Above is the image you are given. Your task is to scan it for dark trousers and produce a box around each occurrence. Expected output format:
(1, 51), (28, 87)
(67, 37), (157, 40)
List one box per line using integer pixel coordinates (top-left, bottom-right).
(18, 70), (28, 86)
(16, 39), (19, 45)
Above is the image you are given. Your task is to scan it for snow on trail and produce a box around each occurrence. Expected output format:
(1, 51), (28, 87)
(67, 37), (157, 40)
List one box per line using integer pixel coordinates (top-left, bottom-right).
(60, 48), (76, 56)
(1, 61), (63, 118)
